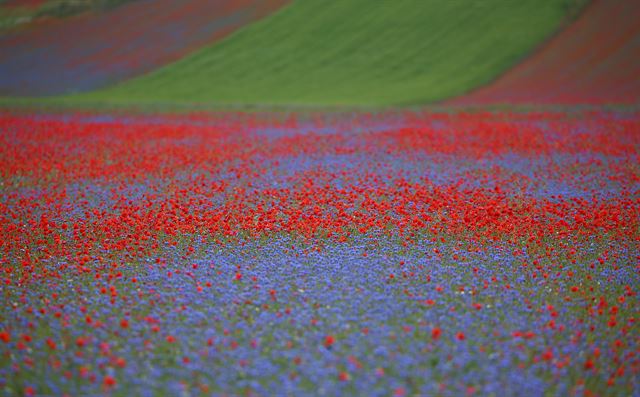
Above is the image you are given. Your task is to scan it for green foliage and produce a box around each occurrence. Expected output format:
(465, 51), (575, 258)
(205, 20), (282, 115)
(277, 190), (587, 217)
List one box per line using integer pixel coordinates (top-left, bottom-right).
(75, 0), (577, 107)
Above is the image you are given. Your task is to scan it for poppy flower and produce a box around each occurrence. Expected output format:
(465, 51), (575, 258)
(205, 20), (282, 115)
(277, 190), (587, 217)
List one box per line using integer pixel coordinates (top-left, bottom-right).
(324, 335), (335, 348)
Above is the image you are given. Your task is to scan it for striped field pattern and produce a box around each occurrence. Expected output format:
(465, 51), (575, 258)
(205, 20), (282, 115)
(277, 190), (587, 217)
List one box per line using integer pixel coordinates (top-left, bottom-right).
(1, 110), (638, 396)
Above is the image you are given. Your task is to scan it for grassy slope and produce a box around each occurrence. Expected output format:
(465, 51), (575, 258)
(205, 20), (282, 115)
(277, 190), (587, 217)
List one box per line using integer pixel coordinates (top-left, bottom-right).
(0, 0), (289, 97)
(450, 0), (640, 105)
(53, 1), (575, 106)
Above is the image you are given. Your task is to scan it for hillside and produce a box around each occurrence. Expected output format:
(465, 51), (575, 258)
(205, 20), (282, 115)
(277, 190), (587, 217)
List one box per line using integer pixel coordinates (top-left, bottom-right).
(0, 0), (288, 96)
(73, 0), (575, 107)
(452, 0), (640, 106)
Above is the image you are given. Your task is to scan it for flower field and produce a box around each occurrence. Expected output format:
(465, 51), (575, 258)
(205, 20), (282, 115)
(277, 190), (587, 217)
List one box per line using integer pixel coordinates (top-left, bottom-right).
(0, 0), (288, 96)
(451, 0), (640, 106)
(0, 111), (638, 396)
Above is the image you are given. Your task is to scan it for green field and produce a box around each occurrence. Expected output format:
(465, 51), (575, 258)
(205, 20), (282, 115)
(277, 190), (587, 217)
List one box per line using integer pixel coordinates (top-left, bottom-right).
(24, 0), (584, 107)
(77, 0), (579, 107)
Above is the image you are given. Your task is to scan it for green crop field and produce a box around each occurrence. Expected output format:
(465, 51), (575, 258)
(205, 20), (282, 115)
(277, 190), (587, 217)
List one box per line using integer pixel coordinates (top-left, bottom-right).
(72, 0), (579, 107)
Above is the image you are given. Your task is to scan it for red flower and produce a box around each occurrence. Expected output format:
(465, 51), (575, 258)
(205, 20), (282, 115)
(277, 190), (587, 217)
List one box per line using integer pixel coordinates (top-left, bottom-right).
(46, 338), (57, 350)
(103, 375), (116, 388)
(394, 387), (406, 397)
(324, 335), (335, 348)
(584, 359), (594, 370)
(115, 357), (127, 368)
(456, 332), (465, 341)
(431, 327), (441, 340)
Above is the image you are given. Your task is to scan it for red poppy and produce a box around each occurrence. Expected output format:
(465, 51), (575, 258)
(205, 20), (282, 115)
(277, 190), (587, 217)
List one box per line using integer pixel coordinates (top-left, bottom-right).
(103, 375), (116, 388)
(324, 335), (335, 348)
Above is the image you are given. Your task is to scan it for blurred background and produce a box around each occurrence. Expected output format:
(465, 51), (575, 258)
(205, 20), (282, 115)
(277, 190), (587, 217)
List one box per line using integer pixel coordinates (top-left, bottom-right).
(0, 0), (638, 107)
